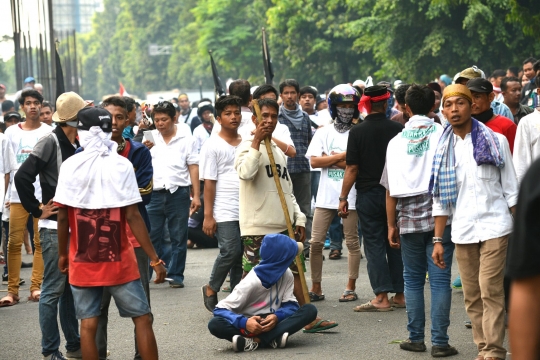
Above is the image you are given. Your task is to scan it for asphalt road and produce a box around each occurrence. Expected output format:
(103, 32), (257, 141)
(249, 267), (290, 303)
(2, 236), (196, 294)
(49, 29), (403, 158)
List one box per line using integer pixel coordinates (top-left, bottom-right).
(1, 248), (510, 359)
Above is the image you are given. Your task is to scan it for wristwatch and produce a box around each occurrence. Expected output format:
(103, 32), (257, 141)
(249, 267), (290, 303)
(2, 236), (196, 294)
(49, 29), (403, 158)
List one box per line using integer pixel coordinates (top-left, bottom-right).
(339, 196), (347, 201)
(432, 237), (443, 244)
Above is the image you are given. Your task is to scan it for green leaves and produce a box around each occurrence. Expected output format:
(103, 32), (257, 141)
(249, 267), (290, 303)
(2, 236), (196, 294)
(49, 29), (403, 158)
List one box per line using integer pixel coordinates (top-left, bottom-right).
(78, 0), (540, 101)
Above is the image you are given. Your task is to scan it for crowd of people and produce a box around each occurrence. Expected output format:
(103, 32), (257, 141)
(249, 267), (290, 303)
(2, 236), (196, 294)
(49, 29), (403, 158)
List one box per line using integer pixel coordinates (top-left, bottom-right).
(0, 56), (539, 360)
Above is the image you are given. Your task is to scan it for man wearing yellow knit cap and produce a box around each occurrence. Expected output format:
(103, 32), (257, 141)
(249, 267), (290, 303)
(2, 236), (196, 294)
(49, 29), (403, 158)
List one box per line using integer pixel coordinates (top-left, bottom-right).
(430, 85), (519, 360)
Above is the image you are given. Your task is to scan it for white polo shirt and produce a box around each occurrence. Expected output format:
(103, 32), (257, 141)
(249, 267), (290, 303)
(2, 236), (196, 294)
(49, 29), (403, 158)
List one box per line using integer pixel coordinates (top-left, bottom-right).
(149, 126), (199, 193)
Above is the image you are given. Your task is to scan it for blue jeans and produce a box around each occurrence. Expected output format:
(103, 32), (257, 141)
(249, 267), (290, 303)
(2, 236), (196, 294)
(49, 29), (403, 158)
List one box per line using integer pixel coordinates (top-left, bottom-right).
(329, 215), (343, 251)
(146, 187), (190, 283)
(39, 229), (80, 356)
(310, 171), (321, 202)
(356, 186), (404, 294)
(400, 226), (454, 346)
(208, 304), (317, 347)
(209, 221), (243, 293)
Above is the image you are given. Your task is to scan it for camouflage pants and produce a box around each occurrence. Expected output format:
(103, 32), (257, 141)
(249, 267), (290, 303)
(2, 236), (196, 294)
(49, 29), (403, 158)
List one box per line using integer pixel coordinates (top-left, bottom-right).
(241, 230), (305, 277)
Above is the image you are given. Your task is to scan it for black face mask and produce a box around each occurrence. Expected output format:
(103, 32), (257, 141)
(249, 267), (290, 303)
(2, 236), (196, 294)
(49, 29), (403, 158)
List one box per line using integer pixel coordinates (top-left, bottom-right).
(474, 108), (494, 123)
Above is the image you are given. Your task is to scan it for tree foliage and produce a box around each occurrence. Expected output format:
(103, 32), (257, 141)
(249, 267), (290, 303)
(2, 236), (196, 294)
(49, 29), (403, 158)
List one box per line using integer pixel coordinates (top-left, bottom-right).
(78, 0), (540, 100)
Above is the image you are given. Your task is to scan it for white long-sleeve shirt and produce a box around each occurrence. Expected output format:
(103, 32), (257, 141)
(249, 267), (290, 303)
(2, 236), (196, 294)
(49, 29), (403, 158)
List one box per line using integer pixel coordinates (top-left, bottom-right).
(432, 132), (518, 244)
(513, 109), (540, 184)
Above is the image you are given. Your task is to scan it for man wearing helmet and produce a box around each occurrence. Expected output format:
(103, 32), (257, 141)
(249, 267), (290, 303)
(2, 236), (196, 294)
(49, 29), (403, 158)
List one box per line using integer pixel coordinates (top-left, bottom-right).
(306, 84), (362, 303)
(339, 85), (405, 312)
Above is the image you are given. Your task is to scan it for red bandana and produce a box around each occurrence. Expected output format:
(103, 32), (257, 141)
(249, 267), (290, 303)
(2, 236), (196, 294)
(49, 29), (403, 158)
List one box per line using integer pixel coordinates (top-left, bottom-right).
(358, 92), (391, 114)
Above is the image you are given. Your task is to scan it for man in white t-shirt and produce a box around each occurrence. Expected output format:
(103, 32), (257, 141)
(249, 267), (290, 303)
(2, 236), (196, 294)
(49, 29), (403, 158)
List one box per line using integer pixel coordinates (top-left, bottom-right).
(145, 101), (200, 289)
(305, 84), (361, 303)
(201, 95), (244, 313)
(1, 89), (52, 307)
(212, 80), (253, 136)
(192, 101), (215, 154)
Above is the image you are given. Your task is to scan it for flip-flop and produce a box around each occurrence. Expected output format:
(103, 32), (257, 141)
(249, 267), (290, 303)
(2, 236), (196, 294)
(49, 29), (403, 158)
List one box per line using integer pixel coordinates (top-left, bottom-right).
(302, 319), (339, 333)
(28, 290), (41, 302)
(353, 300), (393, 312)
(0, 294), (20, 307)
(308, 291), (325, 302)
(329, 249), (342, 260)
(389, 296), (406, 308)
(339, 289), (358, 302)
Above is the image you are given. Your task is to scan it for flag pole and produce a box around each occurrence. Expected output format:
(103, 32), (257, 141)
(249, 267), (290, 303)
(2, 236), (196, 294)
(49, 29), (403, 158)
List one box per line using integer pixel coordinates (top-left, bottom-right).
(251, 99), (310, 304)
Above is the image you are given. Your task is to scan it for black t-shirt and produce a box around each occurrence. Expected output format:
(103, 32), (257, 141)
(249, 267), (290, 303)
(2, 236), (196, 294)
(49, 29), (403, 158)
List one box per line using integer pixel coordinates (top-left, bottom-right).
(346, 112), (403, 192)
(507, 158), (540, 279)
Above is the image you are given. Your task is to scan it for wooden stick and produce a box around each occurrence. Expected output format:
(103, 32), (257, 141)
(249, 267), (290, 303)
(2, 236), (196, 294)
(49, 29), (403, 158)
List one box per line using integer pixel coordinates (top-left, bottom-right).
(251, 99), (310, 304)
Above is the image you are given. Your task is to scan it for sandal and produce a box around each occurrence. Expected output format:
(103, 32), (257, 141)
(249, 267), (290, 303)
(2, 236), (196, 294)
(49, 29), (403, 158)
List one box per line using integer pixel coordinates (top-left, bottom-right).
(389, 296), (406, 308)
(329, 249), (342, 260)
(303, 319), (338, 333)
(28, 290), (41, 302)
(339, 289), (358, 302)
(308, 291), (325, 302)
(353, 300), (393, 312)
(0, 293), (20, 307)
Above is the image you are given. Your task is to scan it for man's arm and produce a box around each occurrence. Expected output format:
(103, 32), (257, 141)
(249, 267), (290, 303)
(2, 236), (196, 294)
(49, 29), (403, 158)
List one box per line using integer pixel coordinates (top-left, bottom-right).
(133, 145), (154, 206)
(338, 164), (358, 215)
(513, 120), (532, 184)
(498, 135), (519, 209)
(14, 155), (46, 218)
(188, 164), (201, 215)
(386, 191), (400, 248)
(272, 137), (296, 157)
(202, 179), (217, 237)
(509, 275), (540, 360)
(57, 207), (70, 274)
(310, 152), (345, 169)
(125, 204), (166, 283)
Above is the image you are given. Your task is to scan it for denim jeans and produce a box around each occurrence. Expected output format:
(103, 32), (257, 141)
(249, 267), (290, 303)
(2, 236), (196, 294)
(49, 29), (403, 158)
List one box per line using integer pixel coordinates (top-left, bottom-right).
(290, 172), (312, 250)
(97, 248), (152, 360)
(209, 221), (243, 293)
(146, 187), (190, 283)
(39, 228), (80, 356)
(208, 304), (317, 347)
(310, 171), (321, 202)
(356, 186), (404, 295)
(400, 226), (454, 346)
(329, 214), (343, 251)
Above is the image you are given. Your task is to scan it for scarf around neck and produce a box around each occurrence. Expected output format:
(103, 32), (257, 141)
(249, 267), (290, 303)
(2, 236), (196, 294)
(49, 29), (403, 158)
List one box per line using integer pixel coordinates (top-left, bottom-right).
(280, 104), (304, 130)
(334, 107), (355, 133)
(54, 126), (141, 209)
(475, 108), (494, 123)
(429, 119), (504, 209)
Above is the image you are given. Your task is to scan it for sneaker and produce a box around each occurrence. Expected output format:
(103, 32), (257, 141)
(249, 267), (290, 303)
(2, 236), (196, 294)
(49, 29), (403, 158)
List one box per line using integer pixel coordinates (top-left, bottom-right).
(2, 274), (25, 285)
(65, 348), (82, 359)
(324, 239), (330, 249)
(431, 344), (458, 357)
(21, 261), (33, 268)
(43, 351), (68, 360)
(201, 284), (218, 313)
(271, 332), (289, 349)
(452, 275), (462, 289)
(232, 335), (258, 352)
(169, 280), (184, 288)
(400, 339), (427, 352)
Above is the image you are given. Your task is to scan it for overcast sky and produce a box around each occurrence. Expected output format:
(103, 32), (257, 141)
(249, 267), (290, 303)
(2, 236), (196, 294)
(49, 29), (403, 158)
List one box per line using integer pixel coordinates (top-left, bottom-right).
(0, 2), (14, 61)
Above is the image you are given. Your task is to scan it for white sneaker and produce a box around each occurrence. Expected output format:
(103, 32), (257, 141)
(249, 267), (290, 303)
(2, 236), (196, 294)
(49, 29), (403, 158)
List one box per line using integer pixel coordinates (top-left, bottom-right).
(65, 348), (82, 359)
(232, 335), (258, 352)
(271, 332), (289, 349)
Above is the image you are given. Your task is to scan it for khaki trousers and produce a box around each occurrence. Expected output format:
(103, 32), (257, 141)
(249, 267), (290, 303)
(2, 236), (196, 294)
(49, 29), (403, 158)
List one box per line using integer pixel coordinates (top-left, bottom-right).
(310, 207), (360, 283)
(7, 203), (43, 296)
(455, 235), (508, 359)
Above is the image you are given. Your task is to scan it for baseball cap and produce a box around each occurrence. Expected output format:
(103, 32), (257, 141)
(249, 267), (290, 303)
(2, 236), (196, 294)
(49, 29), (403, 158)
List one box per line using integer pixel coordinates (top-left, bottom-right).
(52, 92), (87, 122)
(456, 66), (486, 83)
(4, 111), (22, 122)
(76, 107), (112, 132)
(466, 78), (493, 93)
(24, 77), (35, 83)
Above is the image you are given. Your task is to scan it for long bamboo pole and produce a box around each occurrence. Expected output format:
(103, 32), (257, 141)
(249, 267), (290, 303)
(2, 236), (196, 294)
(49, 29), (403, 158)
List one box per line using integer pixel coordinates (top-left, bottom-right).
(251, 99), (310, 304)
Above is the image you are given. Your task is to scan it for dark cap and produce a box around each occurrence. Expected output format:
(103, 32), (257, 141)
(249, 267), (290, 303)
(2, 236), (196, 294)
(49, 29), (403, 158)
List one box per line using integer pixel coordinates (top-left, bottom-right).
(364, 85), (389, 98)
(427, 82), (442, 94)
(466, 78), (493, 93)
(76, 107), (112, 132)
(1, 100), (14, 112)
(4, 111), (22, 122)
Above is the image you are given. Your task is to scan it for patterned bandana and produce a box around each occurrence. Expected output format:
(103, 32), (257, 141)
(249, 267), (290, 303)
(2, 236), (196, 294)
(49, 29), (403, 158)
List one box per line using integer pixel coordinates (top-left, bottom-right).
(334, 107), (355, 133)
